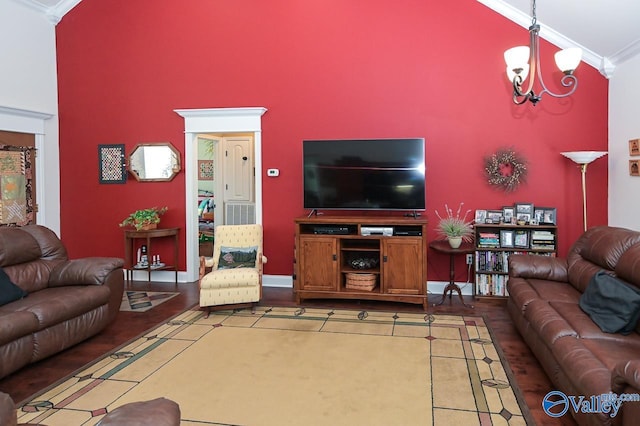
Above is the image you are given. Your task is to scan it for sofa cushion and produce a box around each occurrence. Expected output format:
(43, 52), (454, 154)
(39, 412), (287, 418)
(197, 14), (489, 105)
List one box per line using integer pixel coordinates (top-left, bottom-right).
(579, 271), (640, 335)
(0, 268), (27, 306)
(580, 338), (640, 372)
(2, 285), (111, 329)
(0, 311), (39, 346)
(567, 226), (640, 292)
(524, 299), (578, 345)
(551, 336), (613, 397)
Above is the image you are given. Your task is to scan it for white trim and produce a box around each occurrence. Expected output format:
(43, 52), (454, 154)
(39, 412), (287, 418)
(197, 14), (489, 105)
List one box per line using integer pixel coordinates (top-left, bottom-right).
(0, 105), (52, 134)
(174, 107), (267, 282)
(11, 0), (83, 24)
(0, 105), (56, 231)
(261, 277), (475, 298)
(263, 274), (294, 288)
(476, 0), (612, 78)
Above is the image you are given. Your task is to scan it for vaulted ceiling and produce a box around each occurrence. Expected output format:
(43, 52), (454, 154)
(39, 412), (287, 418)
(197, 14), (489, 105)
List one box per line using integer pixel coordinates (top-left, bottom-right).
(13, 0), (640, 78)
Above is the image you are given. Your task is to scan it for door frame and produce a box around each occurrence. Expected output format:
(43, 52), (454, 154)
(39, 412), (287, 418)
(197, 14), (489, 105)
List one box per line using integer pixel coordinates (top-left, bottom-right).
(175, 107), (267, 282)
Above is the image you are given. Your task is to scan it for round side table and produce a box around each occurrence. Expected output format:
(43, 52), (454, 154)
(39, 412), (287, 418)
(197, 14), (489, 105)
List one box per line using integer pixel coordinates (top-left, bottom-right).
(429, 240), (475, 308)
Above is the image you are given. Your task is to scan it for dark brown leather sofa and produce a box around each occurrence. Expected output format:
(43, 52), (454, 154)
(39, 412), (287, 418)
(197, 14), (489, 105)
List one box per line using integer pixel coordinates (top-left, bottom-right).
(508, 226), (640, 426)
(0, 391), (180, 426)
(0, 225), (124, 380)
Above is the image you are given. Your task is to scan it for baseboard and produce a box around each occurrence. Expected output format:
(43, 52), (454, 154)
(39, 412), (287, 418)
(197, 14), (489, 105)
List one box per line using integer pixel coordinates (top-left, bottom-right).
(132, 271), (475, 296)
(263, 274), (293, 288)
(262, 275), (474, 296)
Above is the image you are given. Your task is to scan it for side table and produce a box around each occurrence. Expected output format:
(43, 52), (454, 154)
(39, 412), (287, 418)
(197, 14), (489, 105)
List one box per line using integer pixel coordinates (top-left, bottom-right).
(429, 240), (475, 308)
(124, 227), (180, 287)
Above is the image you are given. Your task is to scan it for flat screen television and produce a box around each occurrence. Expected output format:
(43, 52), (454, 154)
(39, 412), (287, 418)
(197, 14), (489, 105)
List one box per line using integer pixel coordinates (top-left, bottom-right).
(303, 138), (426, 211)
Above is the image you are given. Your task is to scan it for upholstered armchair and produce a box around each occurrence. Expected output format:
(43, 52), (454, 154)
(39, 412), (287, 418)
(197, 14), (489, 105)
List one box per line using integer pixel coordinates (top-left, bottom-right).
(198, 224), (266, 316)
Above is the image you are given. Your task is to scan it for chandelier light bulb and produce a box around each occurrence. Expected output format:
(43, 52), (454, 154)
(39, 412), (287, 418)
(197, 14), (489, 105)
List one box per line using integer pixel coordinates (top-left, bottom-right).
(504, 46), (530, 73)
(506, 64), (529, 82)
(554, 47), (583, 74)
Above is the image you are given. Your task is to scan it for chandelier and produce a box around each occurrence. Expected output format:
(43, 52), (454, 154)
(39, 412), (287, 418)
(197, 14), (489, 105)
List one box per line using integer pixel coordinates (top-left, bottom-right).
(504, 0), (582, 105)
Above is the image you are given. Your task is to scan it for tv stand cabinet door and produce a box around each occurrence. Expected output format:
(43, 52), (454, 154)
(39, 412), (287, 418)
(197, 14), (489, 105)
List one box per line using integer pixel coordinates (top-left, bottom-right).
(298, 236), (338, 291)
(382, 239), (423, 295)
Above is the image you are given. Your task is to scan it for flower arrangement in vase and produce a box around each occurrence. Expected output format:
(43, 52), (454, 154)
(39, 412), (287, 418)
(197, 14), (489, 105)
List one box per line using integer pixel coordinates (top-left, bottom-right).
(435, 203), (474, 248)
(119, 207), (168, 231)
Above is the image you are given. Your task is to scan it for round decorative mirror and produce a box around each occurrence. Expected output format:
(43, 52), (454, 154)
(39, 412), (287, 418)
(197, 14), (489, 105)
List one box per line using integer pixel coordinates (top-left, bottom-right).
(128, 143), (181, 182)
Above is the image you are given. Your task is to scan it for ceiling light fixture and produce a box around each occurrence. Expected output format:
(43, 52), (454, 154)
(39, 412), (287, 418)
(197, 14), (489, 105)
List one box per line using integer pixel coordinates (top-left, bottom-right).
(504, 0), (582, 106)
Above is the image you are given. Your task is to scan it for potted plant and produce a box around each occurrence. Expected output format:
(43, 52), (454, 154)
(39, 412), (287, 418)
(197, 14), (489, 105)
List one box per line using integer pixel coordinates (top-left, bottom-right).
(119, 206), (168, 231)
(435, 203), (474, 248)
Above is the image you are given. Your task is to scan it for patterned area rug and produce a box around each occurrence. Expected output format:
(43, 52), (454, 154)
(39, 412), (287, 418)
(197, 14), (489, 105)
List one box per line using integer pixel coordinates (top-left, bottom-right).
(18, 307), (532, 425)
(119, 291), (179, 312)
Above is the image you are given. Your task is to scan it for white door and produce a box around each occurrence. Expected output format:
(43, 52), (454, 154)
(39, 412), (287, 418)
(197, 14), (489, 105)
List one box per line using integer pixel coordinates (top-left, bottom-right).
(223, 136), (254, 202)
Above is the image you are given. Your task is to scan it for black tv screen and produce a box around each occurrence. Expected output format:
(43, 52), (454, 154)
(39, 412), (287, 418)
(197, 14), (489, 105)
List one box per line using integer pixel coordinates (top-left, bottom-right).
(303, 138), (426, 211)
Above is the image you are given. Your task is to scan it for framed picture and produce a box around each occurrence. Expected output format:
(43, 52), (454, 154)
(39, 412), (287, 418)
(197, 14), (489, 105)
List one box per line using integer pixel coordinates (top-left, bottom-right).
(500, 230), (514, 248)
(538, 207), (557, 225)
(514, 230), (529, 248)
(198, 160), (214, 180)
(475, 210), (487, 223)
(98, 144), (126, 184)
(515, 203), (534, 214)
(516, 213), (531, 223)
(533, 208), (544, 224)
(502, 206), (515, 224)
(486, 210), (502, 224)
(630, 160), (640, 176)
(630, 139), (640, 156)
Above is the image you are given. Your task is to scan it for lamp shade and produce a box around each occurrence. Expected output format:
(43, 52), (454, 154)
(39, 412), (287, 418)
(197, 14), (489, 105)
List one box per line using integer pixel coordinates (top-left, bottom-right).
(561, 151), (607, 164)
(554, 47), (583, 73)
(504, 46), (530, 73)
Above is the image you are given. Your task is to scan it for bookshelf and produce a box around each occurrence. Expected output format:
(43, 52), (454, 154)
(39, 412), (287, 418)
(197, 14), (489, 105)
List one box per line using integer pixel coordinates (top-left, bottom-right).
(474, 223), (557, 298)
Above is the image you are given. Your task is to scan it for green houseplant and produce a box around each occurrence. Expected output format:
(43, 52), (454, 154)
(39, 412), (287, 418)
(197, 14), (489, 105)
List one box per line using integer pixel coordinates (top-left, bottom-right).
(435, 203), (474, 248)
(119, 206), (168, 231)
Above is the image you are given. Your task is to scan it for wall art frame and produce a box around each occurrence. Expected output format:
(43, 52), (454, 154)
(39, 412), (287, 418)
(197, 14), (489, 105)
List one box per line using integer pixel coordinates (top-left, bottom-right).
(98, 144), (126, 184)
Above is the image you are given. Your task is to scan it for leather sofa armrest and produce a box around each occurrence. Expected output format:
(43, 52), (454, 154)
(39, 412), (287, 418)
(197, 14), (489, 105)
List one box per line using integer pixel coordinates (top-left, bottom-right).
(48, 257), (124, 287)
(0, 392), (17, 426)
(612, 360), (640, 394)
(508, 254), (568, 281)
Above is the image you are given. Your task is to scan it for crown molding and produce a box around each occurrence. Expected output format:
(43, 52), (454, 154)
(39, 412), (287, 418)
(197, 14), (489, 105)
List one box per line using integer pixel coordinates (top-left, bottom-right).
(10, 0), (82, 24)
(477, 0), (613, 78)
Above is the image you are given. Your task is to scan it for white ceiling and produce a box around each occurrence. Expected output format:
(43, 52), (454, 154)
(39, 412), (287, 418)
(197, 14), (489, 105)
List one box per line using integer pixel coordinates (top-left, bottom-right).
(13, 0), (640, 78)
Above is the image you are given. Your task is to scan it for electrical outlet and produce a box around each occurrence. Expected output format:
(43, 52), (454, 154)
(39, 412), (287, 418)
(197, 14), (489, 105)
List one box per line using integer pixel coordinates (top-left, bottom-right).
(466, 254), (473, 265)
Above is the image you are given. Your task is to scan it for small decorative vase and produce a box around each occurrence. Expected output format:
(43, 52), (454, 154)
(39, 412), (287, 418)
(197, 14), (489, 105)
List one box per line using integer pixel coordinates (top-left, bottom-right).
(448, 236), (462, 249)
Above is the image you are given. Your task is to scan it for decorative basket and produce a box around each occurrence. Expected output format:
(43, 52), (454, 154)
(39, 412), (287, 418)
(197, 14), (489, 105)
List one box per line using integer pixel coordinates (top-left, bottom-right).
(349, 257), (380, 270)
(345, 273), (377, 291)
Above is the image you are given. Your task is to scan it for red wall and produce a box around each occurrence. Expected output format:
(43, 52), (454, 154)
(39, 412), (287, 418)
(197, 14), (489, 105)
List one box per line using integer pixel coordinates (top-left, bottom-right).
(55, 0), (608, 282)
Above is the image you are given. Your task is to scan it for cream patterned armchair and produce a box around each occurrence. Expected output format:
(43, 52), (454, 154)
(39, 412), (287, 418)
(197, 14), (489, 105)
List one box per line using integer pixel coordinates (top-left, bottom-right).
(199, 224), (266, 316)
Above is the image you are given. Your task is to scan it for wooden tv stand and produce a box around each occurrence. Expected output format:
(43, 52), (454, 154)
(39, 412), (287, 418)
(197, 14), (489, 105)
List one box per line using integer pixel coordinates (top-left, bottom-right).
(294, 216), (428, 310)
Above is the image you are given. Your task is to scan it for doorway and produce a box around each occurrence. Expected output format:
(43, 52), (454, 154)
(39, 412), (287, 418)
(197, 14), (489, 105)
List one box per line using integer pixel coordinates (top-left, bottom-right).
(175, 107), (267, 282)
(196, 133), (256, 256)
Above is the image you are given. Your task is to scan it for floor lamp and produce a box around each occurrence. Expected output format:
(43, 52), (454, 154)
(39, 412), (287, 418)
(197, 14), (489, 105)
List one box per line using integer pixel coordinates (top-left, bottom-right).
(561, 151), (608, 232)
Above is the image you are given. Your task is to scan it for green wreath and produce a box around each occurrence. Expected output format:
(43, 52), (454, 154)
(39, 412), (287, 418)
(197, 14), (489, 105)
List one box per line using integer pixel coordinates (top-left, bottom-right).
(484, 148), (527, 192)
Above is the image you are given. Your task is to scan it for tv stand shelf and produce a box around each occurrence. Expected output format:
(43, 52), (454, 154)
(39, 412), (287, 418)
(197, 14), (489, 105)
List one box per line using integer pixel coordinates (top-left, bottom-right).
(294, 216), (428, 310)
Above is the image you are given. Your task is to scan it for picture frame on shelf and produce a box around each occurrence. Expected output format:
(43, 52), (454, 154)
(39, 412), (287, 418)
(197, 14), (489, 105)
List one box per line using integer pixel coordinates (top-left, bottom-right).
(516, 213), (531, 224)
(541, 208), (557, 225)
(514, 230), (529, 248)
(475, 210), (487, 223)
(502, 206), (515, 224)
(500, 230), (514, 248)
(533, 208), (544, 224)
(486, 210), (502, 224)
(515, 203), (534, 215)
